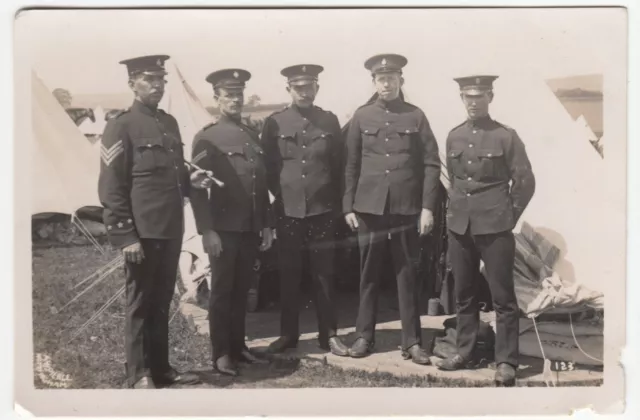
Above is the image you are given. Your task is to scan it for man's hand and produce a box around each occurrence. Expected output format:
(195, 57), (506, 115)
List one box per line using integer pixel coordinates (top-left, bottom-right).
(345, 213), (359, 231)
(202, 230), (223, 257)
(260, 228), (274, 252)
(190, 169), (214, 189)
(123, 242), (144, 264)
(419, 208), (434, 236)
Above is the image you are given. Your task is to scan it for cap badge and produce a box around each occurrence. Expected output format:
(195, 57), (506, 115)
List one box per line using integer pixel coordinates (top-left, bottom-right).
(233, 71), (239, 79)
(381, 58), (387, 66)
(302, 65), (306, 72)
(156, 59), (162, 67)
(475, 77), (481, 84)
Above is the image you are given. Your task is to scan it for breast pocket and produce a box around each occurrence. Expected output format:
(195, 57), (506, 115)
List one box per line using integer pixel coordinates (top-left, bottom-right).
(131, 137), (170, 173)
(478, 148), (506, 179)
(309, 130), (331, 157)
(392, 124), (418, 153)
(218, 145), (248, 175)
(360, 125), (380, 152)
(278, 132), (297, 160)
(447, 149), (464, 176)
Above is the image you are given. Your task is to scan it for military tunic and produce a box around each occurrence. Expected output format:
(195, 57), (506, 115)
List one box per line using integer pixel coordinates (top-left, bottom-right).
(445, 115), (535, 367)
(261, 104), (343, 341)
(343, 96), (441, 350)
(189, 114), (273, 362)
(97, 99), (190, 387)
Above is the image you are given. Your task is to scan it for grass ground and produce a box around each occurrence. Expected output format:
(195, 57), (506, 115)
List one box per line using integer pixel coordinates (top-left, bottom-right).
(32, 244), (601, 389)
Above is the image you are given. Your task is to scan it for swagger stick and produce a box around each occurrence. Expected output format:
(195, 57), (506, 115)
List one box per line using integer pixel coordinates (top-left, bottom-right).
(184, 159), (225, 188)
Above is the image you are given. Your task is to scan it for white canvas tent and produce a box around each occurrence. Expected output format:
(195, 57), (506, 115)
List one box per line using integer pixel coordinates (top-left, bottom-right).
(32, 70), (102, 216)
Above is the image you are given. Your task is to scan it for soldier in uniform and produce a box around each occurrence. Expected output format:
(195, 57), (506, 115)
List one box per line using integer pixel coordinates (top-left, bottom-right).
(435, 75), (536, 386)
(343, 54), (441, 364)
(260, 64), (349, 356)
(98, 55), (204, 389)
(189, 68), (274, 376)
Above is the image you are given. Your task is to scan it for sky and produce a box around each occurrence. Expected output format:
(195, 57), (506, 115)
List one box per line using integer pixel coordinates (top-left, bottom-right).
(16, 7), (622, 109)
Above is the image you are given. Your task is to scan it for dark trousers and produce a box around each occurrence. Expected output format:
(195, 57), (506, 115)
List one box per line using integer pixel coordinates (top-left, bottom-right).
(276, 212), (338, 340)
(208, 231), (260, 362)
(448, 228), (519, 367)
(124, 238), (181, 386)
(355, 212), (422, 350)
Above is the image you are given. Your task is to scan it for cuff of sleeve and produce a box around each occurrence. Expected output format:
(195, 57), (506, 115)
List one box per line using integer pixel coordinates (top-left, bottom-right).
(108, 231), (139, 250)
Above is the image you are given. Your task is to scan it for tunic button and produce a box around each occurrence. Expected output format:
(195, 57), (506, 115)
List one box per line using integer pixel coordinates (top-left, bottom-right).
(302, 160), (306, 164)
(488, 153), (492, 157)
(364, 130), (369, 133)
(385, 122), (390, 126)
(302, 145), (307, 148)
(467, 160), (472, 164)
(469, 144), (474, 148)
(405, 129), (410, 133)
(228, 152), (232, 155)
(240, 128), (244, 132)
(147, 144), (151, 147)
(467, 177), (472, 181)
(302, 175), (306, 178)
(385, 110), (389, 113)
(385, 138), (389, 142)
(385, 170), (390, 174)
(303, 130), (307, 134)
(385, 153), (390, 157)
(245, 143), (249, 146)
(466, 193), (471, 197)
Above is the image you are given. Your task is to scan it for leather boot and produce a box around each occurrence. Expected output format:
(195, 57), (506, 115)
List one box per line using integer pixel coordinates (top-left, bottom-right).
(132, 376), (156, 389)
(436, 354), (471, 371)
(348, 337), (373, 358)
(494, 363), (517, 387)
(402, 344), (431, 365)
(266, 336), (298, 354)
(214, 355), (238, 376)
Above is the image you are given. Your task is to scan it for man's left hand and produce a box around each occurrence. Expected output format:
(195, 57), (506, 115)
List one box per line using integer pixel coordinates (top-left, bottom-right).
(190, 169), (214, 189)
(260, 228), (274, 251)
(419, 208), (434, 236)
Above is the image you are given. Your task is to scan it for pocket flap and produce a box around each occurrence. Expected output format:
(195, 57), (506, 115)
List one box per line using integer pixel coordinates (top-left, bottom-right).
(278, 130), (297, 140)
(396, 125), (419, 135)
(219, 145), (245, 156)
(478, 149), (504, 158)
(361, 125), (380, 135)
(132, 136), (164, 149)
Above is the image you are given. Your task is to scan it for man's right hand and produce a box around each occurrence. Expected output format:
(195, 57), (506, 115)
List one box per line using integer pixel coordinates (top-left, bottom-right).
(123, 242), (144, 264)
(345, 213), (359, 231)
(203, 230), (223, 257)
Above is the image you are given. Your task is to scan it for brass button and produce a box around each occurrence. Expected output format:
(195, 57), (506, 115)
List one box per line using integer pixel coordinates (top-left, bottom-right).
(467, 160), (472, 164)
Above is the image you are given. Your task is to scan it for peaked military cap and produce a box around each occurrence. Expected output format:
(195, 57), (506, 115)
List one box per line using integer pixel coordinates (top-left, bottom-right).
(206, 68), (251, 90)
(454, 75), (499, 95)
(280, 64), (324, 86)
(119, 55), (170, 77)
(364, 53), (408, 75)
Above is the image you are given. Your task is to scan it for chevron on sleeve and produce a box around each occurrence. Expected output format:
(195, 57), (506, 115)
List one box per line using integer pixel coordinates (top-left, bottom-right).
(193, 149), (207, 165)
(101, 139), (124, 166)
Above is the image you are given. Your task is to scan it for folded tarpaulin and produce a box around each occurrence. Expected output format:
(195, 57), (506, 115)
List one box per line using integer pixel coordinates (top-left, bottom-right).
(484, 221), (604, 317)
